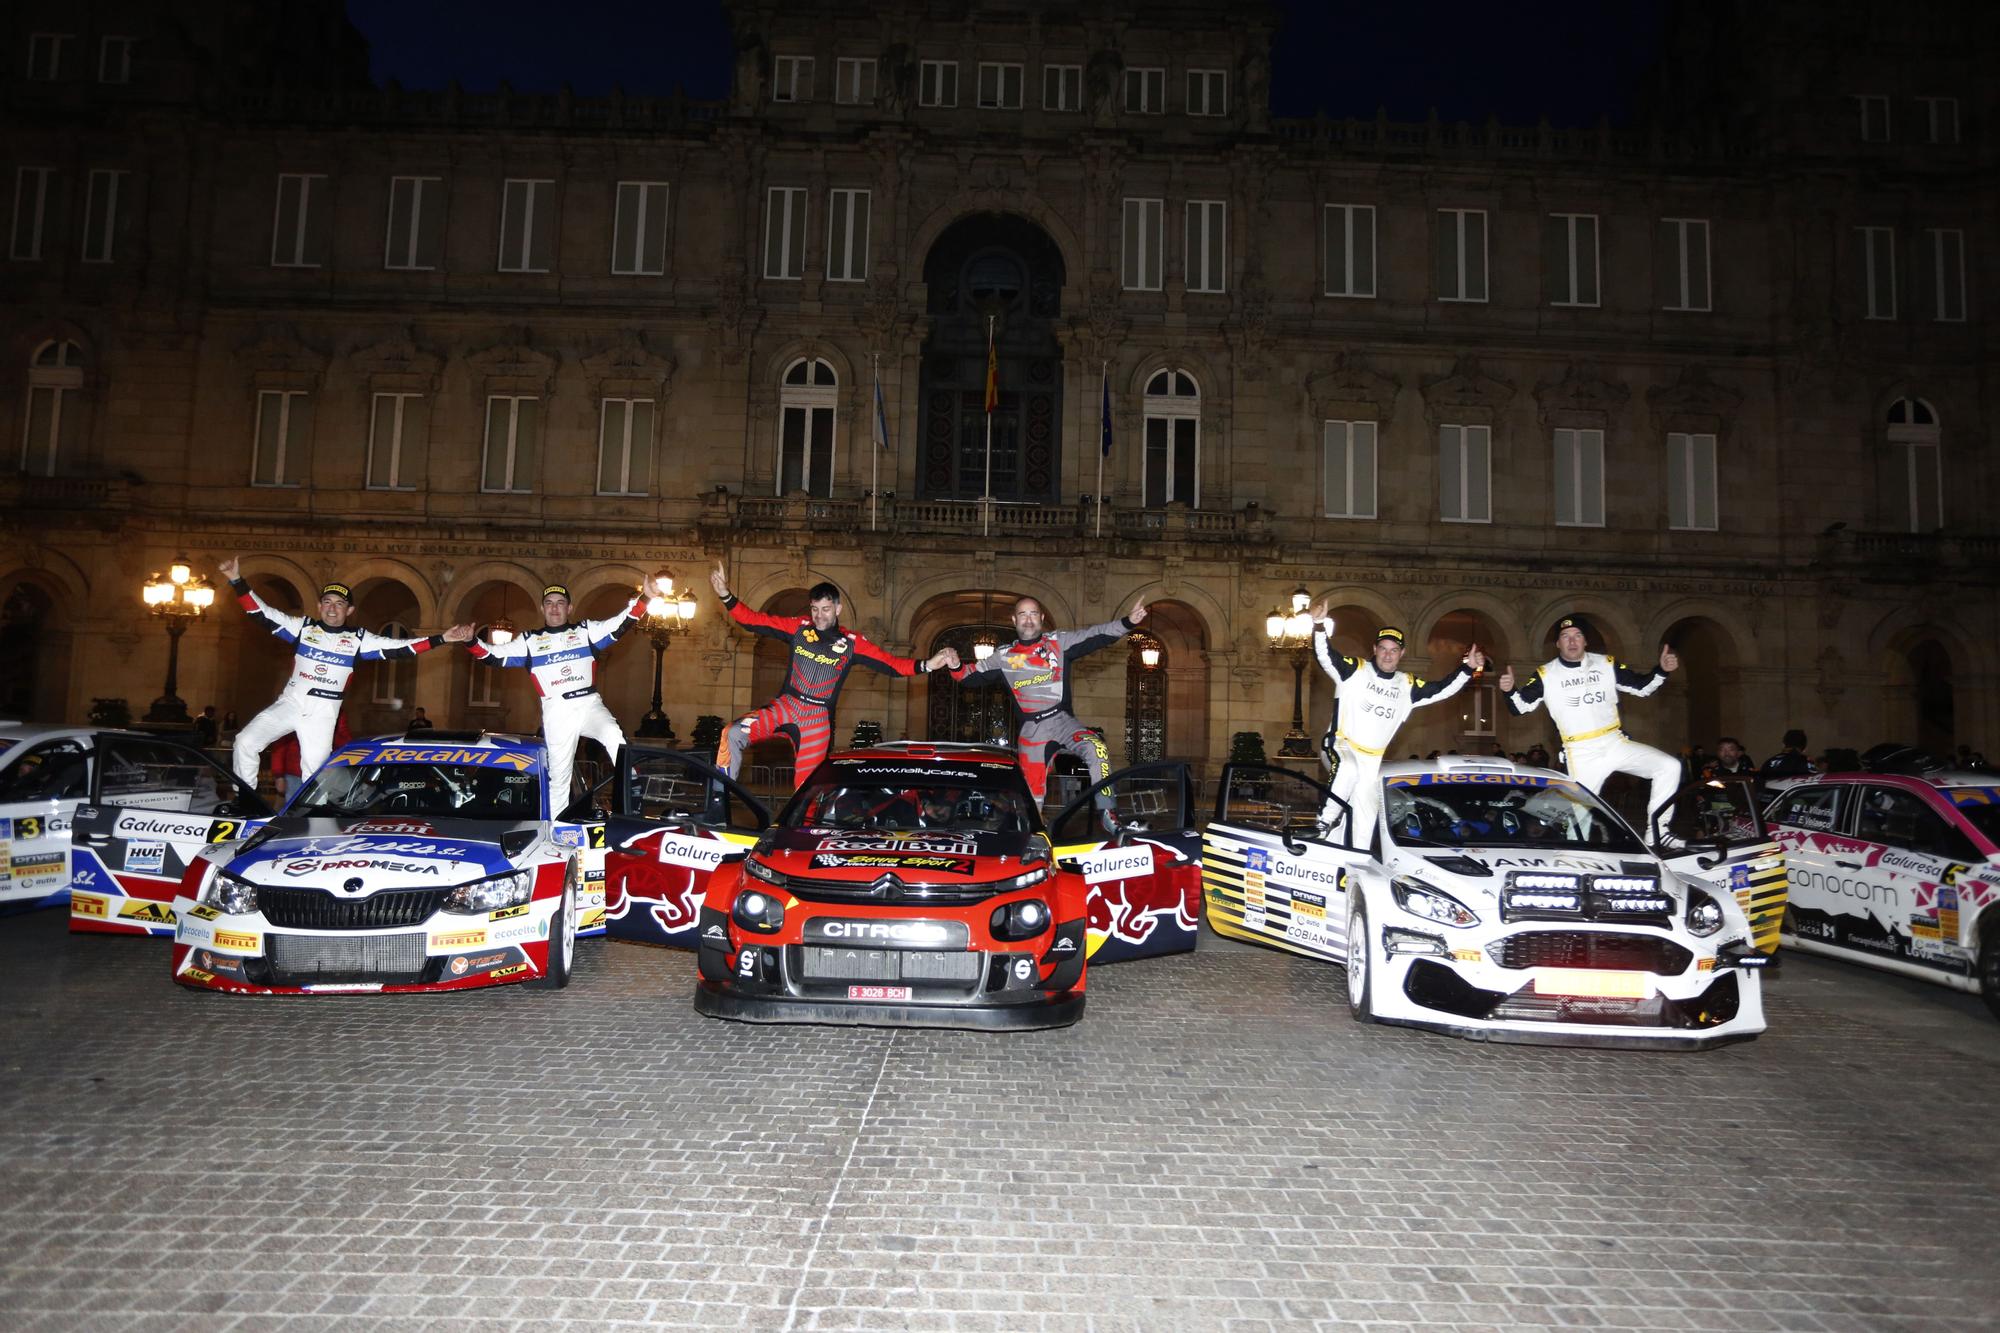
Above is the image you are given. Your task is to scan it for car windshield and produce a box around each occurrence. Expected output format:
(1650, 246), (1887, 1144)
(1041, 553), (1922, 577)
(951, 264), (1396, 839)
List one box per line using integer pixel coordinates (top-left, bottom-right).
(289, 761), (543, 821)
(1947, 789), (2000, 843)
(787, 780), (1033, 836)
(1382, 775), (1646, 853)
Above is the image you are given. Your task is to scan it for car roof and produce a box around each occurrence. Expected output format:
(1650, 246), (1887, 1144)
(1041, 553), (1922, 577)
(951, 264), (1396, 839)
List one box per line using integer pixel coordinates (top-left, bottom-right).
(1783, 771), (1995, 791)
(1379, 755), (1577, 783)
(324, 732), (550, 774)
(831, 742), (1022, 767)
(0, 724), (196, 755)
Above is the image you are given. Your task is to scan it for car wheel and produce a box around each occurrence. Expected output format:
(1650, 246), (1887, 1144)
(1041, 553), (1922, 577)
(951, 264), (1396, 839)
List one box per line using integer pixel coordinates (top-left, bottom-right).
(1978, 927), (2000, 1022)
(528, 873), (575, 991)
(1345, 900), (1375, 1023)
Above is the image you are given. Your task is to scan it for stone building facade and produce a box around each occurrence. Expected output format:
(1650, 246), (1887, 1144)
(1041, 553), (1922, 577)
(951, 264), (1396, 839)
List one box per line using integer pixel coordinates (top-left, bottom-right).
(2, 0), (1995, 784)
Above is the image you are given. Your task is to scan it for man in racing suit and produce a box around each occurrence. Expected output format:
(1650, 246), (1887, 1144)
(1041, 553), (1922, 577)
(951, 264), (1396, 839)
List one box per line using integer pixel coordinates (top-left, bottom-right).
(950, 596), (1147, 811)
(465, 576), (663, 808)
(220, 557), (472, 788)
(709, 563), (958, 790)
(1498, 615), (1682, 823)
(1309, 603), (1484, 844)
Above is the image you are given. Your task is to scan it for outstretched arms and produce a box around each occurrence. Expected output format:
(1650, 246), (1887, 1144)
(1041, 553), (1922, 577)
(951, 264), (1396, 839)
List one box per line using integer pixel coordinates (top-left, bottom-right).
(219, 555), (305, 644)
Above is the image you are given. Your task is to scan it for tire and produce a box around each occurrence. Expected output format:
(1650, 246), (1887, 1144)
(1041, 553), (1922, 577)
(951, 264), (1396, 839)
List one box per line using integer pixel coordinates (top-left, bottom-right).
(1345, 899), (1375, 1024)
(528, 872), (576, 991)
(1978, 926), (2000, 1023)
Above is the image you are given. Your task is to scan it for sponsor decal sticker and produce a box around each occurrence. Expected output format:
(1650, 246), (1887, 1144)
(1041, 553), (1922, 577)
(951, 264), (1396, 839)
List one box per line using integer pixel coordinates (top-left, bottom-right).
(449, 956), (469, 975)
(113, 813), (212, 841)
(1290, 888), (1326, 920)
(118, 900), (176, 925)
(1071, 846), (1154, 883)
(816, 836), (978, 856)
(491, 963), (528, 979)
(658, 833), (728, 870)
(212, 930), (259, 951)
(808, 852), (975, 875)
(181, 968), (217, 984)
(187, 904), (221, 921)
(333, 746), (538, 771)
(702, 923), (727, 941)
(431, 930), (486, 949)
(345, 819), (436, 835)
(123, 842), (167, 875)
(281, 857), (442, 878)
(488, 904), (530, 921)
(1451, 947), (1482, 963)
(73, 893), (107, 918)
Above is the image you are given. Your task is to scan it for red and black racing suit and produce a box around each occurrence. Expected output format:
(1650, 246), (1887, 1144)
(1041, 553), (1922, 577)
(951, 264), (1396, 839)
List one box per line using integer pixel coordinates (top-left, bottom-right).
(950, 616), (1134, 804)
(715, 595), (932, 789)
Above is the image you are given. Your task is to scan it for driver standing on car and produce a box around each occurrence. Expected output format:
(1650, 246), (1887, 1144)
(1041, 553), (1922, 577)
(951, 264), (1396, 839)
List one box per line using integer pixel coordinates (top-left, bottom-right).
(464, 575), (665, 809)
(1309, 602), (1485, 845)
(1497, 615), (1682, 825)
(220, 557), (473, 789)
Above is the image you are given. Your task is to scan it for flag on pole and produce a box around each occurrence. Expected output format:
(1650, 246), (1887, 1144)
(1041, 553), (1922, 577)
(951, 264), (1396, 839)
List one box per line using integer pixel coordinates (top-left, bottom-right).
(873, 376), (890, 452)
(983, 324), (998, 414)
(1099, 365), (1113, 456)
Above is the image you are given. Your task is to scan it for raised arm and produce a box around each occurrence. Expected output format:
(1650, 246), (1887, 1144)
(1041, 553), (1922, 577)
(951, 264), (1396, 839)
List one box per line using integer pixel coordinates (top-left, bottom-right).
(1613, 645), (1675, 697)
(1310, 608), (1358, 683)
(219, 556), (304, 644)
(1500, 664), (1546, 715)
(582, 588), (646, 649)
(356, 624), (460, 661)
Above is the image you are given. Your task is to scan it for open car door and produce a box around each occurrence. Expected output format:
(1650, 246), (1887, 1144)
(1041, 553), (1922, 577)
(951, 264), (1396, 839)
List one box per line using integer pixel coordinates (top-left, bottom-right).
(1202, 763), (1375, 965)
(1651, 776), (1787, 954)
(69, 734), (271, 935)
(603, 746), (770, 949)
(1046, 761), (1199, 964)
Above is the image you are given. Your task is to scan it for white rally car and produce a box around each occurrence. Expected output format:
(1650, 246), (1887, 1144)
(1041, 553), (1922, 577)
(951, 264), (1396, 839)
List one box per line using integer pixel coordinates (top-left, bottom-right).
(1204, 757), (1783, 1048)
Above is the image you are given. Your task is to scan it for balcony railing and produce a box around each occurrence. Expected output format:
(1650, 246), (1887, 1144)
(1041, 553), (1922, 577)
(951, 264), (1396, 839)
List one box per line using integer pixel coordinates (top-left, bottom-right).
(715, 494), (1254, 543)
(1819, 529), (2000, 573)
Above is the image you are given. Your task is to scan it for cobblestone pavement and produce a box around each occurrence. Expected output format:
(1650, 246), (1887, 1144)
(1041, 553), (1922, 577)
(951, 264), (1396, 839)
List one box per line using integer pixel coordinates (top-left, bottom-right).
(3, 909), (1997, 1332)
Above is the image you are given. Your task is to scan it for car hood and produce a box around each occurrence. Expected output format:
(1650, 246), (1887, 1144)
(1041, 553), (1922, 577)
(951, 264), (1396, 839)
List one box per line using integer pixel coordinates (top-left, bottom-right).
(756, 826), (1039, 882)
(1394, 846), (1682, 904)
(225, 815), (541, 888)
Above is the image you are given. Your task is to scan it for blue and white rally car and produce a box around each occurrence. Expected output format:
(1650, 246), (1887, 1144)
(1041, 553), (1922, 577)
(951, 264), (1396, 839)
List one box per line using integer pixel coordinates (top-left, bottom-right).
(158, 732), (604, 993)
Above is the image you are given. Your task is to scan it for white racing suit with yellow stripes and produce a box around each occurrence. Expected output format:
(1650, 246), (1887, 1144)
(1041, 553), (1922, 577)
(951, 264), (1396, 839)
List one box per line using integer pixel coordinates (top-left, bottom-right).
(1505, 652), (1679, 823)
(1313, 624), (1473, 846)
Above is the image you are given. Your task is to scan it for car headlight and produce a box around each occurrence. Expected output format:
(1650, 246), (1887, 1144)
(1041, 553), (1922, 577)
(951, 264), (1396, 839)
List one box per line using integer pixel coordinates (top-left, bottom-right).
(1391, 876), (1479, 927)
(992, 864), (1052, 894)
(199, 870), (258, 916)
(443, 870), (533, 914)
(990, 898), (1051, 941)
(732, 889), (785, 933)
(1686, 888), (1725, 937)
(743, 857), (784, 886)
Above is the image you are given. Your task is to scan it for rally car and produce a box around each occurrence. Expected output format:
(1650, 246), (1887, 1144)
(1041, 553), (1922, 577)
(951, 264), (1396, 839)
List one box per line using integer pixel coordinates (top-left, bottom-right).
(140, 732), (596, 993)
(1, 724), (251, 917)
(1204, 757), (1783, 1048)
(597, 743), (1201, 1030)
(1767, 770), (2000, 1018)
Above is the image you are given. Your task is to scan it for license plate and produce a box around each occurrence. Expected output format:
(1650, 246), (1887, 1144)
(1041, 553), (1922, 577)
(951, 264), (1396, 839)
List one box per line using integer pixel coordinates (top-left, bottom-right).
(1532, 969), (1650, 999)
(847, 984), (912, 1001)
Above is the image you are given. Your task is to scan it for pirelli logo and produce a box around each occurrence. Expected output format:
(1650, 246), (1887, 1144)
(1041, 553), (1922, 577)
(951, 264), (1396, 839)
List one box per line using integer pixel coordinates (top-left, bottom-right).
(213, 930), (260, 951)
(73, 894), (108, 918)
(432, 930), (485, 949)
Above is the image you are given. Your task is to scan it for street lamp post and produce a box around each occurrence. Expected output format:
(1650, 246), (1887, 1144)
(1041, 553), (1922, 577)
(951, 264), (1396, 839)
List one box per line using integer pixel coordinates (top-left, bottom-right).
(1265, 586), (1315, 759)
(142, 558), (216, 726)
(635, 572), (698, 741)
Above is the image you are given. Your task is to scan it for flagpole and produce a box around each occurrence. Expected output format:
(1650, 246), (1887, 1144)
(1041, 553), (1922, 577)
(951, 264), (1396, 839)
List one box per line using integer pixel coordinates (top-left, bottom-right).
(1096, 360), (1106, 539)
(982, 314), (994, 538)
(870, 353), (879, 533)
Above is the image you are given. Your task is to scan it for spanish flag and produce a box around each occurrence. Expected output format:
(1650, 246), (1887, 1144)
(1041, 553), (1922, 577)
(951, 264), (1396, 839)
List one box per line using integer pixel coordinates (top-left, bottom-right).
(983, 323), (998, 414)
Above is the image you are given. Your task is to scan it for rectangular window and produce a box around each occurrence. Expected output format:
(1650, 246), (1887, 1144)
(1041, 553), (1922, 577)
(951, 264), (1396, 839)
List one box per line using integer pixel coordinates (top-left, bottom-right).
(1463, 683), (1497, 737)
(835, 57), (877, 105)
(482, 396), (539, 493)
(1921, 96), (1960, 144)
(384, 175), (443, 270)
(1855, 94), (1890, 142)
(27, 33), (67, 81)
(1552, 428), (1605, 527)
(1043, 64), (1082, 111)
(1186, 69), (1227, 116)
(612, 180), (670, 276)
(1438, 424), (1491, 523)
(1121, 197), (1163, 291)
(1322, 203), (1376, 298)
(779, 402), (836, 498)
(1667, 431), (1718, 531)
(1659, 217), (1711, 311)
(597, 398), (655, 496)
(98, 36), (133, 84)
(1927, 228), (1966, 322)
(1888, 442), (1943, 533)
(826, 188), (870, 282)
(1143, 417), (1198, 507)
(23, 383), (77, 475)
(772, 55), (813, 102)
(1185, 200), (1226, 294)
(1436, 208), (1488, 302)
(10, 168), (52, 261)
(81, 169), (123, 263)
(1322, 420), (1378, 519)
(764, 186), (807, 279)
(252, 390), (311, 487)
(1124, 67), (1165, 114)
(919, 60), (958, 108)
(498, 178), (554, 273)
(271, 173), (330, 268)
(1545, 213), (1600, 307)
(468, 663), (501, 708)
(977, 62), (1023, 109)
(366, 393), (426, 490)
(1858, 225), (1896, 319)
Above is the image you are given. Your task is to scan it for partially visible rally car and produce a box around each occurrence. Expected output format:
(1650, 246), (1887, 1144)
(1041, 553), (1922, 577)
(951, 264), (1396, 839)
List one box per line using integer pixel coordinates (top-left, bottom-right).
(1204, 757), (1782, 1048)
(66, 731), (602, 994)
(599, 743), (1200, 1030)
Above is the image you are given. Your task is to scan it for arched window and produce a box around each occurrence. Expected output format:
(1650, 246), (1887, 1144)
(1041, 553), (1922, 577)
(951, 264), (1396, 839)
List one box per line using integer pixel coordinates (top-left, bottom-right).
(1125, 633), (1166, 762)
(1142, 368), (1199, 508)
(779, 357), (838, 497)
(21, 340), (83, 476)
(1885, 397), (1941, 532)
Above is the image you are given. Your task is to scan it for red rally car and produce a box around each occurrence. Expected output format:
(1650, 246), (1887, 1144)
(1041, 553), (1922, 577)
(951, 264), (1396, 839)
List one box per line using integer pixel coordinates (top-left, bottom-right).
(598, 743), (1202, 1030)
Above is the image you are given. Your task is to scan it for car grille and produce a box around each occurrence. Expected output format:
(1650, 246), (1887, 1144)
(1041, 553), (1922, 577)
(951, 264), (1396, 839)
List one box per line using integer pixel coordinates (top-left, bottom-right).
(259, 886), (452, 930)
(1488, 932), (1693, 975)
(773, 875), (999, 906)
(800, 946), (983, 983)
(269, 931), (427, 979)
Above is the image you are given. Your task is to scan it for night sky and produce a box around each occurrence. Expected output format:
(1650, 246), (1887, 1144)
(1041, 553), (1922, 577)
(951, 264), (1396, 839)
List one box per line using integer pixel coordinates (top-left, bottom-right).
(344, 0), (1670, 127)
